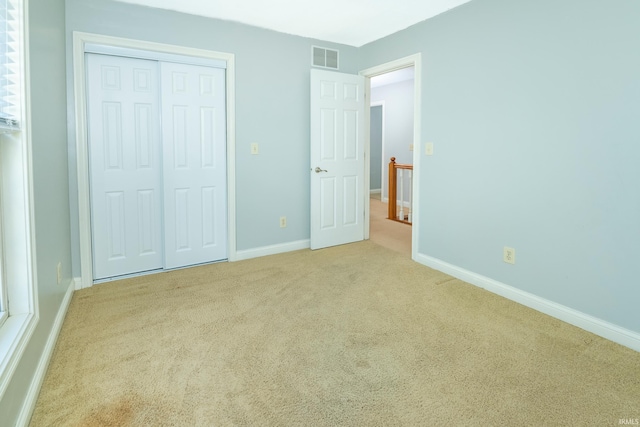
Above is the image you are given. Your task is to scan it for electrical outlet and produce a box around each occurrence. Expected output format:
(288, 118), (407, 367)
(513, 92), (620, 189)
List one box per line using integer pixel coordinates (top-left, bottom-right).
(57, 262), (62, 284)
(280, 216), (287, 228)
(251, 143), (259, 155)
(503, 247), (515, 265)
(425, 142), (434, 156)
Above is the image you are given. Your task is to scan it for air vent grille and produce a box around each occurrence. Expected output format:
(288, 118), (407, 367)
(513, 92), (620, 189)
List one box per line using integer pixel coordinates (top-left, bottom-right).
(312, 46), (339, 70)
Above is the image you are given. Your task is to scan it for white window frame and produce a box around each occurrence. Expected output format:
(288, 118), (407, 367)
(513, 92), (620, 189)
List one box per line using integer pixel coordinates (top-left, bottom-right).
(0, 0), (38, 400)
(0, 216), (6, 328)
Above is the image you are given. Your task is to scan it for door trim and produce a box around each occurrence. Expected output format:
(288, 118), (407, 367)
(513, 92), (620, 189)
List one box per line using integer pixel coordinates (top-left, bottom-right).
(72, 32), (238, 289)
(360, 53), (422, 259)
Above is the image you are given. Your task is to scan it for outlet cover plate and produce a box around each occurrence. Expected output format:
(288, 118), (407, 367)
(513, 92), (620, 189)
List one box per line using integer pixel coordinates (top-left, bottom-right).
(57, 262), (62, 284)
(503, 247), (515, 264)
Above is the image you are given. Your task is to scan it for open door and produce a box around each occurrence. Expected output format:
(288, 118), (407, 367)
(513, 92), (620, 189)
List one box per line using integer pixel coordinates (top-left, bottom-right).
(310, 69), (365, 250)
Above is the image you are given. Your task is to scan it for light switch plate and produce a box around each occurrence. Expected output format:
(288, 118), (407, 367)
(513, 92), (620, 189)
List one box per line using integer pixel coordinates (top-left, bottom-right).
(425, 142), (434, 156)
(251, 143), (259, 155)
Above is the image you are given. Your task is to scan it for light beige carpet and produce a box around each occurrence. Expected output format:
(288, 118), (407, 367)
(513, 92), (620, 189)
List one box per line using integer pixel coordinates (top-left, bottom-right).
(30, 241), (640, 426)
(369, 197), (411, 257)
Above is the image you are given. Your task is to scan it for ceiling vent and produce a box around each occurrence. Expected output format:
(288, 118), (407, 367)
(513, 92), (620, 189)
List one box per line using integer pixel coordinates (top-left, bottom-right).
(312, 46), (339, 70)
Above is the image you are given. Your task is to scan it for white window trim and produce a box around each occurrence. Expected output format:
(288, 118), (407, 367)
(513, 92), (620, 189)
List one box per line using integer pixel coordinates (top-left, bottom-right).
(0, 210), (7, 327)
(0, 0), (38, 400)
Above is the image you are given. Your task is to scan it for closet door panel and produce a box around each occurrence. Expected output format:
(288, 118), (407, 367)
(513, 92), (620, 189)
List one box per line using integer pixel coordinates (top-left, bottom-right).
(161, 62), (227, 269)
(86, 54), (163, 280)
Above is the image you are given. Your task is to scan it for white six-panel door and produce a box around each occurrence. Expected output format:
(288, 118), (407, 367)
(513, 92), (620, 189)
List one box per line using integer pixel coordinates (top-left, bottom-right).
(310, 69), (365, 250)
(161, 62), (227, 269)
(86, 54), (227, 280)
(86, 54), (163, 280)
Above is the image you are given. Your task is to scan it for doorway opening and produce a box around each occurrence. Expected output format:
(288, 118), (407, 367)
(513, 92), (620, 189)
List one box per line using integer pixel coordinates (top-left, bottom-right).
(361, 54), (421, 260)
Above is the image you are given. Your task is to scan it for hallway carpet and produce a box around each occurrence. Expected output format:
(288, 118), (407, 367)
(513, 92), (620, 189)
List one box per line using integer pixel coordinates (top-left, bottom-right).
(369, 197), (411, 257)
(30, 241), (640, 426)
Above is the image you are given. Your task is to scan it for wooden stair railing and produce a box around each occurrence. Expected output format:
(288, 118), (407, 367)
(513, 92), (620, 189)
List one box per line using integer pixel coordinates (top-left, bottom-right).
(388, 157), (413, 225)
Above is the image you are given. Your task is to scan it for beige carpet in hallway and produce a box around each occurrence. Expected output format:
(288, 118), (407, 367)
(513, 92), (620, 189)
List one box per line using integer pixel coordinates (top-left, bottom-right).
(30, 241), (640, 426)
(369, 197), (411, 257)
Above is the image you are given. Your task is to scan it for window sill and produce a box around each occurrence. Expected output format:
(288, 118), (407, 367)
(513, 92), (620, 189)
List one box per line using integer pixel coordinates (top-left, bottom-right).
(0, 313), (37, 399)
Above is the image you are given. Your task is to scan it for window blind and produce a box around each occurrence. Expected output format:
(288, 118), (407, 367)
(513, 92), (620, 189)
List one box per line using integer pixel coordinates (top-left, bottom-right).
(0, 0), (20, 132)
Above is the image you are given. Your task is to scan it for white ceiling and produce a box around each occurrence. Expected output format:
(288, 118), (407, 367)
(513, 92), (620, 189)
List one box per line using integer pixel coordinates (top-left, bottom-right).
(371, 67), (414, 88)
(116, 0), (473, 47)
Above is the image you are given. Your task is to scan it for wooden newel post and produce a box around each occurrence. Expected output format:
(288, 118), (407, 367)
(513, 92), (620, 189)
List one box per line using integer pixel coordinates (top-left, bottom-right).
(388, 157), (397, 220)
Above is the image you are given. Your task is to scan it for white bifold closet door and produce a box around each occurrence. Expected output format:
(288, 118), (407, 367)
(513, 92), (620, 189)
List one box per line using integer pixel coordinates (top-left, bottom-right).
(86, 53), (227, 281)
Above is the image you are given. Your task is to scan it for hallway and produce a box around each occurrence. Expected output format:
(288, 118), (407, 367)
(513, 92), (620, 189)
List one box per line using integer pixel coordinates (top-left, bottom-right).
(369, 196), (412, 256)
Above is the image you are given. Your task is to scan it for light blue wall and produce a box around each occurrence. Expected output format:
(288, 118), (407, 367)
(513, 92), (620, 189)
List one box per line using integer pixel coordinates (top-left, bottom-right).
(371, 79), (415, 199)
(64, 0), (360, 275)
(0, 0), (72, 422)
(360, 0), (640, 332)
(369, 105), (383, 190)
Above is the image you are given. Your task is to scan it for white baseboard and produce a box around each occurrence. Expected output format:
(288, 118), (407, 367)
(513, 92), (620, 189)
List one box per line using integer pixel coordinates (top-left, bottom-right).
(234, 239), (310, 261)
(380, 197), (411, 209)
(414, 253), (640, 353)
(73, 277), (82, 291)
(370, 188), (381, 195)
(395, 200), (411, 208)
(16, 279), (75, 426)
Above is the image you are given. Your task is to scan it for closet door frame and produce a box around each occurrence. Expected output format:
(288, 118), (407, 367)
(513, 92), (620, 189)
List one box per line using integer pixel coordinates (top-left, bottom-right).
(72, 32), (237, 289)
